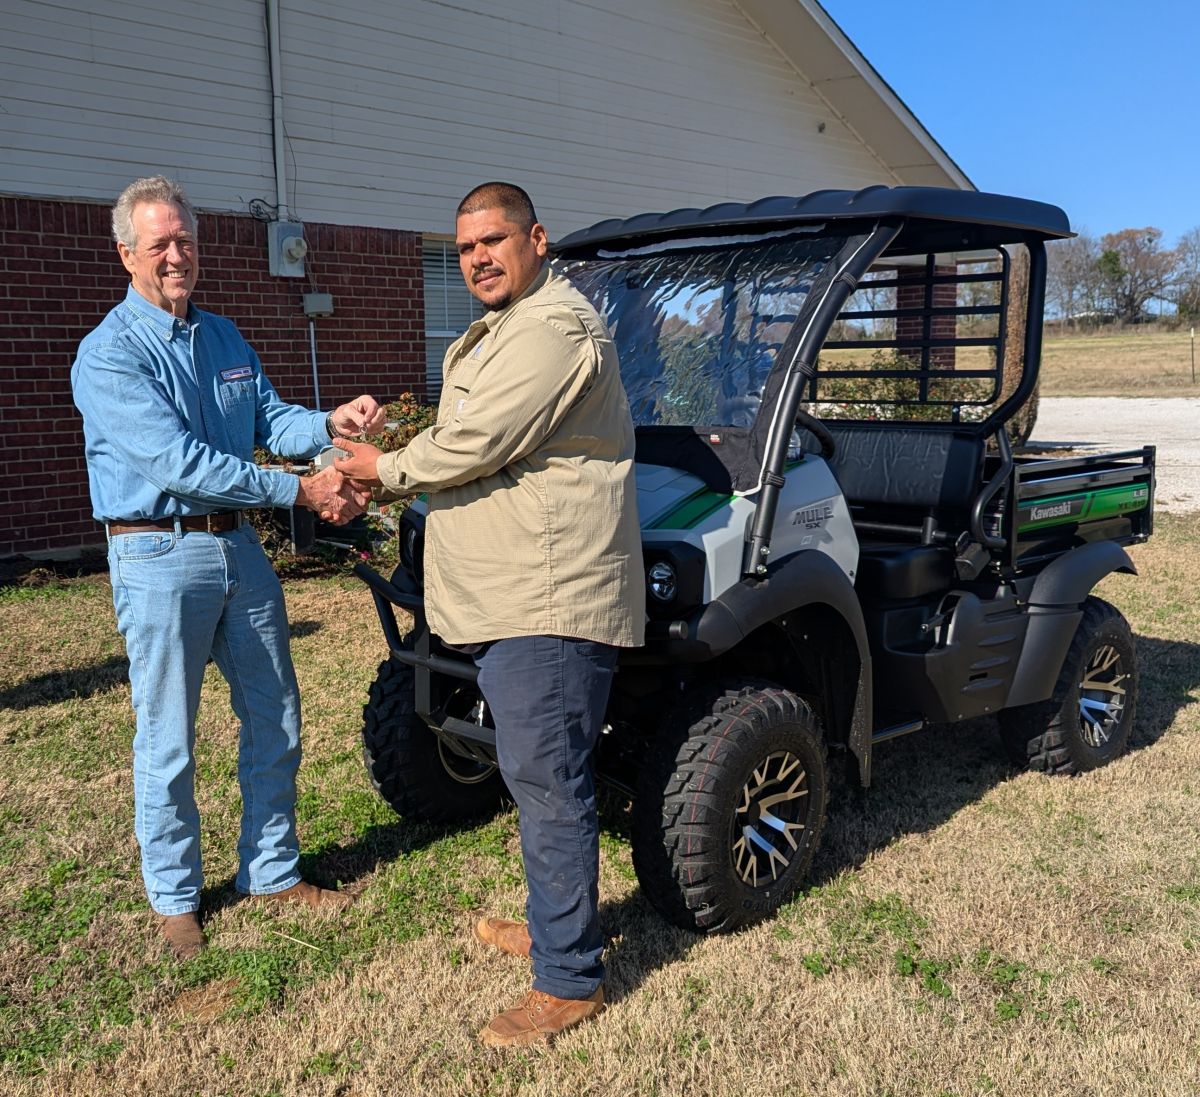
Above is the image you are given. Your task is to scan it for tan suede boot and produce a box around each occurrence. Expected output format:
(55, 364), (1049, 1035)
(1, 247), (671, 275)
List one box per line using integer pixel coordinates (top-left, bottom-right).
(262, 881), (352, 911)
(157, 911), (205, 961)
(473, 916), (533, 958)
(479, 987), (605, 1047)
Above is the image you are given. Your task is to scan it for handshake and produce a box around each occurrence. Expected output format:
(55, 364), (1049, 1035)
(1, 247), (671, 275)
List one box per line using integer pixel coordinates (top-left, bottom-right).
(293, 394), (387, 526)
(294, 464), (374, 525)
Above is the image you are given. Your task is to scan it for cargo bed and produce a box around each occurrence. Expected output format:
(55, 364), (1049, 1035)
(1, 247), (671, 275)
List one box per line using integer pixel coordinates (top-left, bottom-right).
(990, 446), (1155, 572)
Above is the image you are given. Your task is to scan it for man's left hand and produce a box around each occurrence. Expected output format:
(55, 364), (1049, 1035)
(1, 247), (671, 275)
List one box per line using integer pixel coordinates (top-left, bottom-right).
(330, 395), (386, 437)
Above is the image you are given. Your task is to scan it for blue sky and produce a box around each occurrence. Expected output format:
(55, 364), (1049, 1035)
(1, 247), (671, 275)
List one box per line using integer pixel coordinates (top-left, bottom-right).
(818, 0), (1200, 246)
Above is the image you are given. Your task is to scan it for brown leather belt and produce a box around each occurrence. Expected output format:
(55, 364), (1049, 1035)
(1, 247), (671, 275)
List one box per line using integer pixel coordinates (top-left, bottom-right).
(107, 511), (244, 536)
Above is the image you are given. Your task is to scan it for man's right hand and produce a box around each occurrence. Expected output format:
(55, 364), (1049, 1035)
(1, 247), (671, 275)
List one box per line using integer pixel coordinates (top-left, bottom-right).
(295, 465), (372, 524)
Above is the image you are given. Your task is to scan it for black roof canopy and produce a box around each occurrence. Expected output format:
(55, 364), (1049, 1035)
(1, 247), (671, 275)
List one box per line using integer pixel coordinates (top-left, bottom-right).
(553, 186), (1073, 259)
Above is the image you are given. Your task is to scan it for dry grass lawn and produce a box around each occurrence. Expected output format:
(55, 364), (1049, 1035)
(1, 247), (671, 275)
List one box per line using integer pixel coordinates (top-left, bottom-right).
(1040, 327), (1200, 396)
(2, 516), (1199, 1096)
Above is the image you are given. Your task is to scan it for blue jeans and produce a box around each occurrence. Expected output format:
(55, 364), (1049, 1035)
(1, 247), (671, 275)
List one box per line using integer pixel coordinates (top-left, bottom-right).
(473, 636), (618, 1000)
(108, 523), (303, 915)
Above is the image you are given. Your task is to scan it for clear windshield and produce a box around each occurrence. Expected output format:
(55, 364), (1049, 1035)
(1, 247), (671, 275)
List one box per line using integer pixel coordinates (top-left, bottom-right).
(557, 231), (845, 427)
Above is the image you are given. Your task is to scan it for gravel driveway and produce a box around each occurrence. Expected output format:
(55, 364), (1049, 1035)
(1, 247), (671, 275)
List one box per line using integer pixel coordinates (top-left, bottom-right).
(1030, 397), (1199, 514)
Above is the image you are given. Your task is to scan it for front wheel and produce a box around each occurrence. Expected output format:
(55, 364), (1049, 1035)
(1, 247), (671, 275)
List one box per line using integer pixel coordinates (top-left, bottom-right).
(998, 596), (1137, 775)
(631, 684), (829, 933)
(361, 658), (509, 823)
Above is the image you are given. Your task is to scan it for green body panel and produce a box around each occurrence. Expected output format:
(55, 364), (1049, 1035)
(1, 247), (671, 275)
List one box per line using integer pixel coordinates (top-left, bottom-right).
(1017, 483), (1150, 532)
(643, 459), (804, 532)
(644, 487), (732, 531)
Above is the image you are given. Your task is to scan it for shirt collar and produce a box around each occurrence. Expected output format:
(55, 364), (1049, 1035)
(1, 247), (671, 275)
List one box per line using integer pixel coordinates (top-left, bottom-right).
(122, 284), (200, 342)
(481, 264), (551, 331)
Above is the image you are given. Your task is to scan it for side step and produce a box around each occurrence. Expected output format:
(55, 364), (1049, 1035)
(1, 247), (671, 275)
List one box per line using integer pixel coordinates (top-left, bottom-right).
(871, 719), (925, 744)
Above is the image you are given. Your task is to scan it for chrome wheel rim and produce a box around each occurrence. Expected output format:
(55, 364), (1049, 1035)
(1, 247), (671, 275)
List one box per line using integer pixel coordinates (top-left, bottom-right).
(1077, 643), (1128, 748)
(731, 751), (810, 887)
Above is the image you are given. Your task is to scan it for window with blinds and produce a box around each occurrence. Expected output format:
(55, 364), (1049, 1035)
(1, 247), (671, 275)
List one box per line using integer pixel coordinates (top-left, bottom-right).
(422, 237), (484, 397)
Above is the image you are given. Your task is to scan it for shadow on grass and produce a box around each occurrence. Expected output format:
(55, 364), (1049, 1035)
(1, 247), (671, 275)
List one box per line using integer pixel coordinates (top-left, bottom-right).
(811, 634), (1200, 887)
(289, 619), (323, 639)
(197, 816), (457, 918)
(195, 633), (1199, 996)
(1130, 635), (1200, 747)
(0, 654), (129, 710)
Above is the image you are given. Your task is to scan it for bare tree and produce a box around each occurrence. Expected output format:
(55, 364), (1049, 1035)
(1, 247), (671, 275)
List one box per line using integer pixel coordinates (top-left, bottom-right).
(1046, 232), (1103, 323)
(1169, 227), (1200, 320)
(1002, 245), (1037, 445)
(1097, 227), (1176, 324)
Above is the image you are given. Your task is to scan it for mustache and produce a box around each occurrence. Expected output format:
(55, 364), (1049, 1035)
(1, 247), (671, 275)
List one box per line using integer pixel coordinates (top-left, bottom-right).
(472, 266), (502, 283)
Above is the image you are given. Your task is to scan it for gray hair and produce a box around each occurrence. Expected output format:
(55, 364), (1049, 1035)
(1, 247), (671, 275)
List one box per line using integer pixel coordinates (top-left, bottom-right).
(111, 175), (197, 249)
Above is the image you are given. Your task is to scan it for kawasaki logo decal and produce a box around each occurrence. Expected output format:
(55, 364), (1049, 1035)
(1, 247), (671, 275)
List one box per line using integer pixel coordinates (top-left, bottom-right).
(1029, 500), (1075, 522)
(1018, 484), (1149, 532)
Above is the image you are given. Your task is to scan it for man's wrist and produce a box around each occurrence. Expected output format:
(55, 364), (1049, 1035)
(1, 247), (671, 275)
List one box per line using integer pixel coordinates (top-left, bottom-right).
(325, 412), (341, 440)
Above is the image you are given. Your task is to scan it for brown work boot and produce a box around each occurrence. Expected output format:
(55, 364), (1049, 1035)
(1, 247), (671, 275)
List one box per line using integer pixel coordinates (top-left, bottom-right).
(157, 911), (205, 961)
(479, 987), (605, 1047)
(262, 880), (352, 912)
(474, 916), (532, 958)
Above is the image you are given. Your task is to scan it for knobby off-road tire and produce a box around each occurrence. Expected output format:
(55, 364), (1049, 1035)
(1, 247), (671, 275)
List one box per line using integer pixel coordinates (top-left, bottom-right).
(631, 684), (829, 934)
(998, 597), (1137, 775)
(361, 658), (508, 823)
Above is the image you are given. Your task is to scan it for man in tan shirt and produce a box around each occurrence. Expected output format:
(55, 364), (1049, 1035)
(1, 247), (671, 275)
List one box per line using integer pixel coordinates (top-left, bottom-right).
(334, 182), (644, 1046)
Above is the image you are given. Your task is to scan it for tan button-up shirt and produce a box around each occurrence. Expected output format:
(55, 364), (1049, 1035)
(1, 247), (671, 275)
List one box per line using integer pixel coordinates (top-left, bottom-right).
(377, 267), (645, 647)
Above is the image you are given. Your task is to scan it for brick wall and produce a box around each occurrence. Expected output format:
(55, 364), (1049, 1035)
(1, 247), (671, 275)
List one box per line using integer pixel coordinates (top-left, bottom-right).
(0, 195), (425, 558)
(896, 264), (958, 370)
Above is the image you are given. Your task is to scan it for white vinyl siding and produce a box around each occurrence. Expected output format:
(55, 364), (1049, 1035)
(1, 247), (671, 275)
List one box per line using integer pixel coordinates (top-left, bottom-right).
(278, 0), (892, 234)
(0, 0), (904, 235)
(0, 0), (275, 212)
(422, 238), (483, 397)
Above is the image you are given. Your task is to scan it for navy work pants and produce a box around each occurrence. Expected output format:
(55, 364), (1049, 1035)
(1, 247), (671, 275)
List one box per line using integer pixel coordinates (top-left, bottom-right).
(473, 635), (618, 1000)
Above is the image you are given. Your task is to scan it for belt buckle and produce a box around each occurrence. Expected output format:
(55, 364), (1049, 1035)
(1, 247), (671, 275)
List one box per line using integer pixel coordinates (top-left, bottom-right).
(205, 513), (220, 533)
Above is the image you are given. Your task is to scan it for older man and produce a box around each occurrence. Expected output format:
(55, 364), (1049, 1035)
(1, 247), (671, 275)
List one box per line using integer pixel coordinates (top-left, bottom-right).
(71, 175), (382, 960)
(333, 182), (644, 1046)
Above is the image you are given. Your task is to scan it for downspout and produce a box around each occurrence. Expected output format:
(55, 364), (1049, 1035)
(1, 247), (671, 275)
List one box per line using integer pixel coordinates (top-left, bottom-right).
(266, 0), (289, 221)
(308, 319), (321, 409)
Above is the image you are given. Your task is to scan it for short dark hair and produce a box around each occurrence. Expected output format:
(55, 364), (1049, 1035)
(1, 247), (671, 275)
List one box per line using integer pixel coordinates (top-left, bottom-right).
(456, 182), (538, 231)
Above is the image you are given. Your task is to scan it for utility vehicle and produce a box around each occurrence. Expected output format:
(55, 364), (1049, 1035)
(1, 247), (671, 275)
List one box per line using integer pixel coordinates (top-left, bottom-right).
(353, 187), (1155, 933)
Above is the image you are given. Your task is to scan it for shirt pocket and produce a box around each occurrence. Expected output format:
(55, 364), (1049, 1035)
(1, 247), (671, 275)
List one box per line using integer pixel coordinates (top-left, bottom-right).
(218, 378), (257, 440)
(446, 359), (482, 424)
(219, 379), (256, 412)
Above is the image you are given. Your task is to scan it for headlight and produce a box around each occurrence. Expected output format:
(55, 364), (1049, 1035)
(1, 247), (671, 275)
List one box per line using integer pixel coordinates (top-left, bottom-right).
(647, 561), (677, 603)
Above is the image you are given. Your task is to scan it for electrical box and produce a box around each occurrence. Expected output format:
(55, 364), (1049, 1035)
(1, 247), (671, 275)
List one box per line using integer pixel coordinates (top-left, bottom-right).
(268, 220), (308, 278)
(303, 292), (334, 317)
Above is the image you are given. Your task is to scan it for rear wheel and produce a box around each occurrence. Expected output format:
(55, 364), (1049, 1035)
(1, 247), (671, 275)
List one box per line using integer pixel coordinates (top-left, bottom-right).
(631, 684), (828, 933)
(998, 597), (1136, 775)
(361, 658), (508, 822)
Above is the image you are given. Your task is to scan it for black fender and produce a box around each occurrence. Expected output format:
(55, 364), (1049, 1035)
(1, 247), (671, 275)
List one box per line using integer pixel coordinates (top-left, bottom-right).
(1006, 541), (1137, 707)
(694, 549), (875, 787)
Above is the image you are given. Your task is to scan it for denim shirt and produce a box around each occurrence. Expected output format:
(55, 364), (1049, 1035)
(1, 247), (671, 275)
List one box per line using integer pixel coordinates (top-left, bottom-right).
(71, 286), (331, 521)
